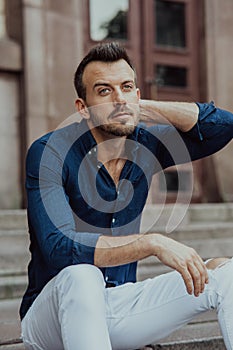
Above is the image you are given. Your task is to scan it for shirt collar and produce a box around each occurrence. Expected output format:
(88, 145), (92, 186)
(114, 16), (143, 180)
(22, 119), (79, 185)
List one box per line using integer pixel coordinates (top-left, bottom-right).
(78, 118), (141, 160)
(78, 119), (97, 157)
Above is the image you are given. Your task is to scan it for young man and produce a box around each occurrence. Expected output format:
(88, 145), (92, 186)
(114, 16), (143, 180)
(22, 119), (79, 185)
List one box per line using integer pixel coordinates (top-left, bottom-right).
(20, 42), (233, 349)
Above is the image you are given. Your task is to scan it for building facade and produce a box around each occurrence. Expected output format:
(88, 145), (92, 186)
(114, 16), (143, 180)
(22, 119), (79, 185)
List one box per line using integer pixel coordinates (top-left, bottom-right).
(0, 0), (233, 208)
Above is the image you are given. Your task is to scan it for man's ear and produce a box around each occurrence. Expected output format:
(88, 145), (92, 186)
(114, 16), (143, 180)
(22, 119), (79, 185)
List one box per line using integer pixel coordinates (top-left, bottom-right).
(136, 88), (141, 101)
(75, 98), (90, 119)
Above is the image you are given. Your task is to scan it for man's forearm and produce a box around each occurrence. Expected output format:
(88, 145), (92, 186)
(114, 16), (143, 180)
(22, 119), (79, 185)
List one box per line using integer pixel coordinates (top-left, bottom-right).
(95, 232), (209, 297)
(94, 233), (155, 267)
(139, 100), (199, 132)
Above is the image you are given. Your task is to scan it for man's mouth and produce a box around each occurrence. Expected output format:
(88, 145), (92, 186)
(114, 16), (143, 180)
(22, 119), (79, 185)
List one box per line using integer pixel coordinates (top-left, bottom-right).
(111, 112), (133, 120)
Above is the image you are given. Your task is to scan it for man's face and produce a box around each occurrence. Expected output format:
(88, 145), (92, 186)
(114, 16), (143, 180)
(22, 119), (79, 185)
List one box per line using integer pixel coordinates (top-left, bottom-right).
(80, 59), (140, 137)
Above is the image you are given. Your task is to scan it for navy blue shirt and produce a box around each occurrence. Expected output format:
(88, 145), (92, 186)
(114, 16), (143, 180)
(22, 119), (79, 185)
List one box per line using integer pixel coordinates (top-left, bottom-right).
(20, 102), (233, 320)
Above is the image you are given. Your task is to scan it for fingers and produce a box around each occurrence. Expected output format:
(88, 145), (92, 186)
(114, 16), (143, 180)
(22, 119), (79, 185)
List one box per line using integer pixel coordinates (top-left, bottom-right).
(154, 235), (209, 297)
(195, 256), (209, 287)
(188, 263), (204, 297)
(180, 256), (209, 297)
(180, 267), (194, 295)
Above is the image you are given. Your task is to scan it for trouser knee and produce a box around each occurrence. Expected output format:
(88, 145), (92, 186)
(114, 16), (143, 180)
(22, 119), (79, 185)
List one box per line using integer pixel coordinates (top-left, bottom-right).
(207, 258), (233, 303)
(56, 264), (105, 305)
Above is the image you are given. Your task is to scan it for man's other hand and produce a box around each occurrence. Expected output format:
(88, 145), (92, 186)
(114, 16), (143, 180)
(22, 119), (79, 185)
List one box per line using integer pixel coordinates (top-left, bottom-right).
(151, 234), (209, 297)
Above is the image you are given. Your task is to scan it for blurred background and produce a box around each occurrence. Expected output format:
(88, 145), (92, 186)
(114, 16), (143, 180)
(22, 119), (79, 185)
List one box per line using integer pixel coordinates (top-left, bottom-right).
(0, 0), (233, 209)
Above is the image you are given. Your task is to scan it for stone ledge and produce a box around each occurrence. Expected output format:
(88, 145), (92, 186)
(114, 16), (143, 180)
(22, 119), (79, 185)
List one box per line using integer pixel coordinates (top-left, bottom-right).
(0, 211), (27, 231)
(153, 336), (225, 349)
(0, 337), (225, 350)
(0, 38), (22, 71)
(0, 345), (25, 350)
(0, 339), (22, 347)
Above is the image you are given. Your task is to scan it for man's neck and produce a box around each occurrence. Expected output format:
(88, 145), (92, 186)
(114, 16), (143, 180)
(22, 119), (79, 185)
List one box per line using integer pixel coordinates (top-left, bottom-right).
(87, 121), (127, 185)
(87, 121), (127, 164)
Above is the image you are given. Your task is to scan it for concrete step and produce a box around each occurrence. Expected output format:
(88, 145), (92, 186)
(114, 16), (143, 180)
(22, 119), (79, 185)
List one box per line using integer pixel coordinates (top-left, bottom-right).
(0, 276), (27, 300)
(0, 230), (30, 272)
(0, 222), (233, 271)
(1, 203), (233, 231)
(0, 299), (22, 347)
(141, 203), (233, 232)
(0, 212), (27, 231)
(0, 345), (25, 350)
(188, 203), (233, 223)
(153, 337), (225, 349)
(150, 221), (233, 239)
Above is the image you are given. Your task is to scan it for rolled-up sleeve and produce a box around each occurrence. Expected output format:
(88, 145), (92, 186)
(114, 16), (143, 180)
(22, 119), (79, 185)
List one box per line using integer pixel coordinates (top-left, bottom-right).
(150, 101), (233, 170)
(186, 101), (233, 142)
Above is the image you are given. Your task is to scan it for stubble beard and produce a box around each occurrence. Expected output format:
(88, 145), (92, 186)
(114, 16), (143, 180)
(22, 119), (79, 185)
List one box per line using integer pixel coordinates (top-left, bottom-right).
(89, 107), (139, 137)
(96, 122), (135, 137)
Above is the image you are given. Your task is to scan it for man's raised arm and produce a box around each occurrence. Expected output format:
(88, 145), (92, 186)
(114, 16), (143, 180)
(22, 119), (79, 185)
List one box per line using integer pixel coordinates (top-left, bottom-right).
(140, 99), (199, 132)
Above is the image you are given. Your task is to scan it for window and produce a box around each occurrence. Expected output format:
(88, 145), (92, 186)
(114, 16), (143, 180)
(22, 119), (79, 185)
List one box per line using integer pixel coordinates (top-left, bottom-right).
(89, 0), (129, 41)
(156, 64), (187, 88)
(0, 0), (6, 39)
(155, 0), (186, 48)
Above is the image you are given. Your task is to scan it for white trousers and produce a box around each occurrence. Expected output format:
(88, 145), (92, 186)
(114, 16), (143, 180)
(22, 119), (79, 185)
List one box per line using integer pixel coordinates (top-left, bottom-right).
(21, 258), (233, 350)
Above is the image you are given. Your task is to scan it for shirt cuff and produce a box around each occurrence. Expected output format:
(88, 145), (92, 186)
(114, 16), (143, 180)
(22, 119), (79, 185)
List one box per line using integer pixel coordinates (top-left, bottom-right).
(72, 232), (101, 265)
(184, 101), (216, 141)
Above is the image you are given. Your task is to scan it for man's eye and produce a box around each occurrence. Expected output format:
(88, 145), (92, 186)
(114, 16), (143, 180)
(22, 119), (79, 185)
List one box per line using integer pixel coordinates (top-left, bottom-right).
(123, 84), (133, 91)
(99, 88), (111, 95)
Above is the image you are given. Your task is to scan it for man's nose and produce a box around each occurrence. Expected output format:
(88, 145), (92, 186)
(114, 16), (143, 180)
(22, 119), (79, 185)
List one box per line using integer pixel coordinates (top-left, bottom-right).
(113, 89), (127, 105)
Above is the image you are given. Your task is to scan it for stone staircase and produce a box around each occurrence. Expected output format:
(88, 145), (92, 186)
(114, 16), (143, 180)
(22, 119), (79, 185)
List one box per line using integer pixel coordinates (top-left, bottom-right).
(1, 204), (233, 349)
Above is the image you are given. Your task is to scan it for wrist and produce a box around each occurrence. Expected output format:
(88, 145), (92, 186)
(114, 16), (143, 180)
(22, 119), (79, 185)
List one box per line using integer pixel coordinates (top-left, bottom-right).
(144, 233), (163, 257)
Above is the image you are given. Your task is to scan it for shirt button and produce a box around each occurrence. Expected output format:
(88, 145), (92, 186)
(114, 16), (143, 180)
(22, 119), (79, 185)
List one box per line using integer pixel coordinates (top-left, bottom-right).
(117, 190), (120, 196)
(112, 218), (116, 224)
(94, 147), (97, 153)
(88, 150), (92, 155)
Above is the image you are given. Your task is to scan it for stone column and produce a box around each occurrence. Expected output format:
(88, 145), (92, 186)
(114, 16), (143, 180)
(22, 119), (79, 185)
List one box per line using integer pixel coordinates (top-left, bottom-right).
(23, 0), (85, 146)
(0, 0), (22, 208)
(205, 0), (233, 201)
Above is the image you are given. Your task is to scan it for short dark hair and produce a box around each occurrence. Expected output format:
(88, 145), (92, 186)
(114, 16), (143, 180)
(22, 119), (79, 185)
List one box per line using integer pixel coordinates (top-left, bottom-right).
(74, 42), (136, 100)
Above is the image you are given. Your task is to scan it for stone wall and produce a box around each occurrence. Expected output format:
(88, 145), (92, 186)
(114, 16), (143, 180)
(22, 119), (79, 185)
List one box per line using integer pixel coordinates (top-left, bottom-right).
(205, 0), (233, 201)
(0, 0), (22, 208)
(0, 0), (85, 208)
(0, 73), (21, 208)
(23, 0), (85, 146)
